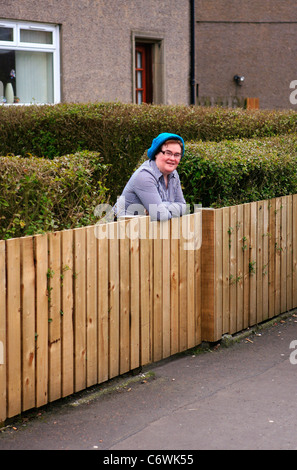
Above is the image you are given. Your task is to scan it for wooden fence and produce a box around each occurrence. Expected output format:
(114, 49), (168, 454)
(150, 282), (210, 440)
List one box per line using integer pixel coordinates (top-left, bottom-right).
(0, 213), (201, 422)
(201, 194), (297, 341)
(1, 194), (297, 422)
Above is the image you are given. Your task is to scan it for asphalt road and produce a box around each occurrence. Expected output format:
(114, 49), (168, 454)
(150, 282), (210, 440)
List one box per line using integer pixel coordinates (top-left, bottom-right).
(1, 312), (297, 451)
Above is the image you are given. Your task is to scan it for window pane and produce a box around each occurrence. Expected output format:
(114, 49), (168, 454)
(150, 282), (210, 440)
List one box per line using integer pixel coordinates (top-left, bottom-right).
(137, 91), (143, 104)
(137, 71), (142, 89)
(0, 27), (13, 42)
(20, 29), (53, 45)
(136, 51), (142, 68)
(0, 50), (16, 103)
(15, 51), (54, 103)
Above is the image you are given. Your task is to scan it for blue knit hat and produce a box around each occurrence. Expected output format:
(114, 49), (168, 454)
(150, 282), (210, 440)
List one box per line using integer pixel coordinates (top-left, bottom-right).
(147, 132), (185, 160)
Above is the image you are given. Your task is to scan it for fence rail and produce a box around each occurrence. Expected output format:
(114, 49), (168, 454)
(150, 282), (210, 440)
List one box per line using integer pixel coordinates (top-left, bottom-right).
(1, 195), (297, 422)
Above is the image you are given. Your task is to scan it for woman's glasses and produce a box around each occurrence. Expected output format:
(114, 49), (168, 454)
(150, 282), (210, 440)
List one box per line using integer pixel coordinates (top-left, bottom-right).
(160, 150), (182, 159)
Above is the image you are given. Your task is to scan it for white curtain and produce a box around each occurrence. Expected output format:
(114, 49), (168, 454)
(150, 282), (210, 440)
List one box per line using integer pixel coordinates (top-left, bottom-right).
(15, 50), (53, 103)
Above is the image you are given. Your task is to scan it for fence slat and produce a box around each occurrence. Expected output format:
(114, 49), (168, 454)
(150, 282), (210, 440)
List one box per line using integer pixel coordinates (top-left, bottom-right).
(170, 217), (180, 355)
(152, 221), (163, 361)
(243, 203), (250, 329)
(6, 238), (21, 418)
(256, 201), (263, 323)
(48, 232), (62, 402)
(229, 206), (237, 334)
(97, 223), (109, 383)
(35, 234), (48, 408)
(286, 196), (293, 312)
(109, 222), (119, 379)
(139, 217), (151, 365)
(162, 220), (171, 358)
(222, 207), (230, 334)
(86, 226), (97, 387)
(262, 200), (269, 321)
(61, 229), (74, 397)
(201, 209), (217, 341)
(74, 228), (87, 392)
(21, 236), (35, 412)
(129, 218), (140, 370)
(119, 220), (130, 375)
(187, 214), (196, 349)
(0, 240), (7, 423)
(249, 202), (257, 326)
(293, 195), (297, 307)
(215, 209), (223, 340)
(268, 199), (276, 318)
(280, 197), (287, 314)
(236, 205), (244, 332)
(194, 211), (202, 346)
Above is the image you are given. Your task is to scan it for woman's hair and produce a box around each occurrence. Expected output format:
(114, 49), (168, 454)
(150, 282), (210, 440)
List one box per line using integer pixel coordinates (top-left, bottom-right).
(161, 139), (183, 152)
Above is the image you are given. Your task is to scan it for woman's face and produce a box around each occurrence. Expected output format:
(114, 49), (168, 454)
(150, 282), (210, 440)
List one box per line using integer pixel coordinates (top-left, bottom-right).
(155, 142), (182, 176)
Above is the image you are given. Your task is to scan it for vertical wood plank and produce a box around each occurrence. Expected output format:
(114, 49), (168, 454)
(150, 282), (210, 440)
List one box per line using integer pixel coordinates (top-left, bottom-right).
(109, 222), (120, 379)
(35, 234), (48, 408)
(119, 220), (130, 375)
(21, 236), (35, 412)
(152, 221), (163, 361)
(286, 196), (293, 311)
(280, 197), (287, 313)
(262, 200), (269, 321)
(86, 226), (97, 387)
(275, 197), (282, 315)
(236, 205), (244, 332)
(201, 209), (217, 341)
(179, 216), (188, 351)
(6, 238), (21, 418)
(129, 218), (140, 370)
(162, 220), (171, 358)
(97, 223), (109, 383)
(256, 201), (263, 323)
(222, 207), (230, 334)
(229, 206), (237, 333)
(268, 198), (276, 318)
(48, 231), (62, 402)
(292, 195), (297, 308)
(243, 203), (250, 329)
(170, 217), (180, 354)
(61, 229), (74, 397)
(0, 240), (7, 422)
(74, 227), (86, 392)
(187, 214), (196, 349)
(249, 202), (257, 326)
(215, 209), (223, 340)
(194, 210), (202, 346)
(139, 216), (151, 366)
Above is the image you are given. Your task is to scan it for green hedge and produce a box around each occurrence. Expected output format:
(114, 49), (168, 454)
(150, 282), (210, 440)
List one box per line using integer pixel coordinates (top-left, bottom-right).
(179, 135), (297, 208)
(1, 103), (297, 201)
(0, 151), (109, 240)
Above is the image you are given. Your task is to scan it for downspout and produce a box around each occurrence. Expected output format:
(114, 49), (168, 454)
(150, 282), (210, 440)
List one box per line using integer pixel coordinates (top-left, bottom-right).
(190, 0), (196, 105)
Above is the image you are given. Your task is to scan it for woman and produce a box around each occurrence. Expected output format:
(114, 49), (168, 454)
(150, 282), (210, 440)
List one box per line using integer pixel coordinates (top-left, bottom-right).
(114, 133), (187, 221)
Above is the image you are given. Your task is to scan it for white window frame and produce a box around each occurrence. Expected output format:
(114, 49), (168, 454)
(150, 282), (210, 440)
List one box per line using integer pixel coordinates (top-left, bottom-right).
(0, 19), (60, 104)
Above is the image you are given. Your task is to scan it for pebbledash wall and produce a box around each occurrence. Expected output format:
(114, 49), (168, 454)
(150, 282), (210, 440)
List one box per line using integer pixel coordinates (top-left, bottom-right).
(0, 0), (191, 105)
(195, 0), (297, 110)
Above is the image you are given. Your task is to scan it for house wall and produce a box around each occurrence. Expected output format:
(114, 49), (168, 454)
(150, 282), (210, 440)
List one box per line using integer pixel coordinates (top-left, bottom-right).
(0, 0), (191, 104)
(195, 0), (297, 110)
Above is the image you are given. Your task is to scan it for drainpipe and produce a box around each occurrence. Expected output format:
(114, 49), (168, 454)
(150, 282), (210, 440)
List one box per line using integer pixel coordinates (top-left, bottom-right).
(190, 0), (196, 105)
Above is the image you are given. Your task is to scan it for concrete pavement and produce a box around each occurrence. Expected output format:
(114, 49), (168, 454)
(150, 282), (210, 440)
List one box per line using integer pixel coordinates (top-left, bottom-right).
(1, 311), (297, 451)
